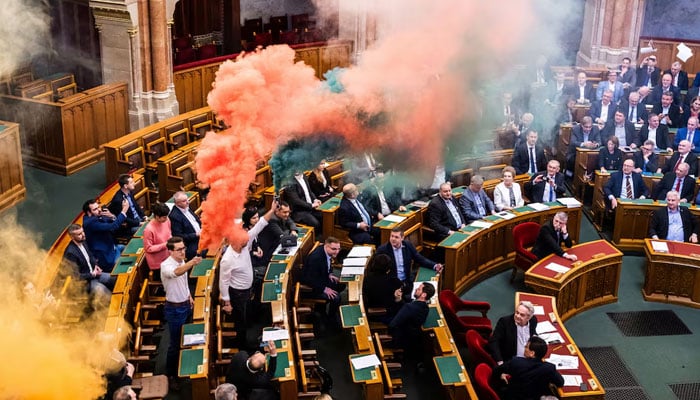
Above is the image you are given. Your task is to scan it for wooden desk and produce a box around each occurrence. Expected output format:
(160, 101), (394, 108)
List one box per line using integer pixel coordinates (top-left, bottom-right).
(644, 239), (700, 308)
(525, 240), (622, 321)
(349, 354), (383, 400)
(556, 123), (573, 169)
(612, 200), (700, 251)
(438, 204), (582, 293)
(516, 292), (605, 400)
(590, 170), (665, 229)
(373, 207), (422, 245)
(179, 346), (210, 399)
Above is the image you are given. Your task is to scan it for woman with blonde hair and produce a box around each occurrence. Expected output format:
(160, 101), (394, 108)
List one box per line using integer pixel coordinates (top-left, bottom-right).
(493, 166), (524, 211)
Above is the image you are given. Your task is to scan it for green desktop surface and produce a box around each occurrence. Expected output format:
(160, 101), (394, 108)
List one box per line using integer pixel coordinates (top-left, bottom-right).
(122, 238), (144, 255)
(264, 262), (287, 281)
(423, 307), (440, 329)
(439, 232), (469, 247)
(434, 355), (465, 384)
(340, 304), (363, 327)
(111, 255), (138, 275)
(190, 258), (215, 277)
(179, 348), (204, 376)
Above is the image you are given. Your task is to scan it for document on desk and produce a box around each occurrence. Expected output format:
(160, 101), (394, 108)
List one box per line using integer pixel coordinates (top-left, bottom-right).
(343, 257), (368, 266)
(538, 332), (564, 344)
(651, 240), (669, 253)
(496, 211), (516, 220)
(536, 321), (557, 334)
(341, 266), (365, 276)
(533, 305), (545, 315)
(351, 354), (381, 370)
(547, 354), (579, 370)
(562, 375), (583, 386)
(545, 262), (571, 274)
(469, 220), (494, 229)
(262, 328), (290, 342)
(528, 202), (550, 211)
(273, 244), (299, 256)
(557, 198), (582, 208)
(183, 333), (206, 346)
(347, 246), (373, 258)
(382, 214), (406, 223)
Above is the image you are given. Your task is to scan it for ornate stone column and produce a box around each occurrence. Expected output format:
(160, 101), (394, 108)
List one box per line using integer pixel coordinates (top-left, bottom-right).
(577, 0), (646, 68)
(337, 0), (372, 62)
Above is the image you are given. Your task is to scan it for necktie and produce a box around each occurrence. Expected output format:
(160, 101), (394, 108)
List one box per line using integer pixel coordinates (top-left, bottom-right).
(674, 155), (684, 172)
(548, 180), (554, 202)
(529, 147), (536, 174)
(629, 107), (635, 122)
(355, 200), (371, 224)
(474, 194), (486, 217)
(625, 175), (632, 199)
(688, 131), (695, 146)
(509, 186), (516, 207)
(674, 177), (681, 192)
(505, 105), (510, 116)
(126, 196), (140, 221)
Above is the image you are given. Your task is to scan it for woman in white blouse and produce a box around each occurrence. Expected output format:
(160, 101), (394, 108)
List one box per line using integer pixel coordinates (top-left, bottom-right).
(493, 166), (525, 211)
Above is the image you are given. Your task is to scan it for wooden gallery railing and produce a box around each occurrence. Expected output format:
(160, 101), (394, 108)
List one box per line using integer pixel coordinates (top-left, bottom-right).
(0, 82), (129, 175)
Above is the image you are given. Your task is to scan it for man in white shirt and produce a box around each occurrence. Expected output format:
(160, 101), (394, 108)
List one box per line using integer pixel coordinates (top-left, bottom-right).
(285, 172), (323, 232)
(219, 201), (276, 351)
(62, 224), (116, 302)
(161, 236), (202, 386)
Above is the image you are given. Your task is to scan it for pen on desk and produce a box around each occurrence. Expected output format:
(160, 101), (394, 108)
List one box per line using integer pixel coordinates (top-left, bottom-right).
(552, 345), (563, 351)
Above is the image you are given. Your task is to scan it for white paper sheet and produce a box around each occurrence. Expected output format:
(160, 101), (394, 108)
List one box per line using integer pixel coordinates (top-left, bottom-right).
(262, 328), (290, 342)
(651, 240), (669, 253)
(534, 305), (545, 315)
(528, 202), (550, 211)
(343, 257), (368, 266)
(382, 214), (406, 223)
(546, 354), (579, 370)
(557, 198), (582, 208)
(273, 244), (299, 256)
(183, 333), (206, 346)
(347, 246), (373, 258)
(538, 332), (564, 344)
(562, 375), (583, 386)
(496, 211), (516, 220)
(341, 266), (365, 275)
(469, 220), (494, 229)
(535, 321), (557, 335)
(545, 262), (571, 274)
(351, 354), (381, 370)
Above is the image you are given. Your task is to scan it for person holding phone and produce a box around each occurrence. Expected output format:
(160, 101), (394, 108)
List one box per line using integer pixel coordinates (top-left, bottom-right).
(226, 340), (279, 400)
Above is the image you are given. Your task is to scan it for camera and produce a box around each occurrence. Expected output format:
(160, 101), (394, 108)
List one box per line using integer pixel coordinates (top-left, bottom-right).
(543, 176), (551, 183)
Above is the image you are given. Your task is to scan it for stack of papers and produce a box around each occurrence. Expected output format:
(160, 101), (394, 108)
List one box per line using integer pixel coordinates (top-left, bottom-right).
(262, 328), (290, 342)
(469, 220), (494, 229)
(546, 354), (579, 370)
(343, 257), (368, 266)
(351, 354), (381, 370)
(562, 375), (583, 386)
(545, 262), (571, 274)
(651, 240), (669, 253)
(183, 333), (206, 346)
(495, 211), (516, 220)
(535, 321), (557, 335)
(539, 332), (565, 344)
(347, 246), (373, 258)
(382, 214), (406, 223)
(557, 198), (582, 208)
(341, 266), (365, 276)
(533, 305), (545, 315)
(529, 203), (550, 211)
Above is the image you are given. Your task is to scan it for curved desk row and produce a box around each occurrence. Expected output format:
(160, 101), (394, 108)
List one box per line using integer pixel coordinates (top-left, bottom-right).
(525, 240), (622, 321)
(516, 292), (605, 400)
(438, 204), (582, 294)
(644, 239), (700, 309)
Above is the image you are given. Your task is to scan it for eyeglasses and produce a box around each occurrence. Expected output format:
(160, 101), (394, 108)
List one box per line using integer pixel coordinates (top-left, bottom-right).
(173, 247), (186, 251)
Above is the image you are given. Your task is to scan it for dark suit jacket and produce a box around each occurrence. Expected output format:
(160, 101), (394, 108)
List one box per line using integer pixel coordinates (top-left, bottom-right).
(665, 69), (690, 91)
(652, 102), (682, 128)
(108, 189), (144, 237)
(603, 172), (649, 204)
(618, 100), (648, 123)
(649, 206), (699, 242)
(636, 66), (660, 88)
(639, 124), (671, 150)
(567, 125), (601, 163)
(494, 357), (564, 400)
(588, 100), (614, 125)
(531, 219), (572, 259)
(285, 176), (318, 214)
(169, 206), (201, 260)
(597, 148), (624, 171)
(83, 213), (127, 271)
(62, 241), (99, 283)
(529, 172), (565, 204)
(360, 185), (403, 219)
(376, 240), (436, 282)
(651, 85), (681, 106)
(661, 152), (699, 176)
(488, 314), (538, 363)
(226, 350), (277, 398)
(653, 173), (696, 202)
(633, 151), (659, 173)
(426, 196), (464, 238)
(257, 215), (297, 264)
(458, 188), (496, 222)
(673, 127), (700, 152)
(512, 143), (547, 175)
(567, 83), (596, 103)
(338, 197), (375, 244)
(301, 245), (335, 297)
(601, 121), (639, 147)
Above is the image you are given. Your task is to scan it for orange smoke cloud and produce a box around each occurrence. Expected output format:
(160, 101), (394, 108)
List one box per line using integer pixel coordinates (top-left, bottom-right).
(198, 1), (533, 250)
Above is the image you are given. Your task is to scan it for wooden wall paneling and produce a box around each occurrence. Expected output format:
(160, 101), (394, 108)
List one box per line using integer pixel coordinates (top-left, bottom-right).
(0, 122), (26, 213)
(295, 47), (321, 78)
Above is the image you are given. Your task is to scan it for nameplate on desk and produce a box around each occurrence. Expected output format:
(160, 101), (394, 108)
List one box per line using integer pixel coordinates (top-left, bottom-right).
(197, 364), (203, 374)
(571, 261), (582, 268)
(127, 266), (133, 274)
(284, 367), (291, 377)
(567, 344), (577, 355)
(358, 317), (365, 325)
(651, 240), (669, 253)
(371, 370), (377, 380)
(588, 378), (598, 390)
(589, 253), (606, 259)
(458, 373), (466, 382)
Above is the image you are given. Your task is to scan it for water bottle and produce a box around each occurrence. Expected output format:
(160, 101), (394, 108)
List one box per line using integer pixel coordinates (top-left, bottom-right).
(274, 276), (281, 294)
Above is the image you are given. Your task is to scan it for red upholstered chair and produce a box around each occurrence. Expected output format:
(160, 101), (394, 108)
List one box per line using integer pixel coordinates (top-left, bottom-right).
(438, 289), (492, 341)
(254, 31), (272, 48)
(197, 44), (217, 60)
(511, 221), (541, 282)
(466, 329), (497, 369)
(474, 363), (500, 400)
(174, 47), (196, 65)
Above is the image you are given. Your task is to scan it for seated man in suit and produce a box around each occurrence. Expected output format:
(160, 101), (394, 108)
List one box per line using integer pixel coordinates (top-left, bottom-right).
(512, 129), (547, 175)
(301, 237), (346, 323)
(426, 182), (465, 240)
(62, 223), (116, 302)
(531, 212), (577, 261)
(666, 61), (689, 91)
(285, 172), (323, 232)
(653, 91), (682, 128)
(376, 228), (443, 297)
(659, 140), (699, 177)
(338, 183), (379, 245)
(530, 160), (566, 203)
(601, 109), (639, 148)
(596, 70), (624, 104)
(603, 159), (650, 210)
(653, 162), (696, 203)
(674, 117), (700, 153)
(569, 71), (596, 104)
(361, 168), (406, 221)
(639, 113), (671, 152)
(589, 89), (614, 126)
(257, 201), (298, 265)
(488, 301), (538, 365)
(649, 191), (699, 243)
(618, 91), (648, 124)
(651, 72), (681, 106)
(108, 173), (145, 240)
(459, 175), (497, 223)
(169, 191), (203, 261)
(567, 116), (601, 171)
(633, 140), (660, 174)
(494, 336), (564, 400)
